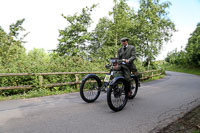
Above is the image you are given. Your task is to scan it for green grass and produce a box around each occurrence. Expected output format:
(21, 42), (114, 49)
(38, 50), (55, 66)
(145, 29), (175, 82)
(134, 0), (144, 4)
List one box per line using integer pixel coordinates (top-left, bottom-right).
(165, 64), (200, 76)
(0, 87), (79, 101)
(142, 74), (165, 82)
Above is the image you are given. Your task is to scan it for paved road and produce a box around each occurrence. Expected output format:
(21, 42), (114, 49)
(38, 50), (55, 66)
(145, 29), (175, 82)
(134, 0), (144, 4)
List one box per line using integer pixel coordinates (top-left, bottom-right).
(0, 71), (200, 133)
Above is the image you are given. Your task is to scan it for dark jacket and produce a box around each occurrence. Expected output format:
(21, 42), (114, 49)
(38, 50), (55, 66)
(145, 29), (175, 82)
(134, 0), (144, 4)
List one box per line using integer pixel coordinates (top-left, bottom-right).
(117, 45), (137, 72)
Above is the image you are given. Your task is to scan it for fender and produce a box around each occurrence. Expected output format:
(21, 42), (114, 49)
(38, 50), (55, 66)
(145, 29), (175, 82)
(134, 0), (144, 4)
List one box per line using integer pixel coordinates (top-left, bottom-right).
(109, 76), (130, 91)
(131, 74), (139, 83)
(130, 74), (136, 79)
(82, 74), (102, 87)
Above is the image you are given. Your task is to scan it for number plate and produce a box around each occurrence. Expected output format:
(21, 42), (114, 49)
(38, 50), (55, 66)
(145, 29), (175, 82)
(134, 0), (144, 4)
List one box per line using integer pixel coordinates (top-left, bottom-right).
(104, 75), (111, 82)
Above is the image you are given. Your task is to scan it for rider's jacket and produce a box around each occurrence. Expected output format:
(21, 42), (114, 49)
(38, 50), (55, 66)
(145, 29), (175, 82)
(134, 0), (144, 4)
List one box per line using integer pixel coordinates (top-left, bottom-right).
(117, 44), (137, 72)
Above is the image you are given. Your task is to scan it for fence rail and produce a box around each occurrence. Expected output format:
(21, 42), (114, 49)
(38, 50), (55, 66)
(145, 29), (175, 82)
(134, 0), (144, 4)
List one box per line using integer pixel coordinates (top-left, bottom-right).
(0, 69), (163, 90)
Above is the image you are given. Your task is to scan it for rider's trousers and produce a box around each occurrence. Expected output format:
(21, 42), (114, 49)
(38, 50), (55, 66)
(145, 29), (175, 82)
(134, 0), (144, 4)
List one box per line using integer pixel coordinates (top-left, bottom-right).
(121, 64), (132, 82)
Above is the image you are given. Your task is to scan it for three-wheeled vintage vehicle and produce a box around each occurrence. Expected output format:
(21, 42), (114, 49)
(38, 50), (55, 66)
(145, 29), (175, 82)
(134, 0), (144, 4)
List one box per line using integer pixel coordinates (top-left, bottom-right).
(80, 58), (139, 112)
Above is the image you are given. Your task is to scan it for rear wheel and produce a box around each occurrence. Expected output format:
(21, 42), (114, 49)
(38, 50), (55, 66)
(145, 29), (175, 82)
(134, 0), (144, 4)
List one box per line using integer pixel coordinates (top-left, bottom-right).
(80, 76), (101, 103)
(107, 80), (128, 112)
(128, 77), (138, 99)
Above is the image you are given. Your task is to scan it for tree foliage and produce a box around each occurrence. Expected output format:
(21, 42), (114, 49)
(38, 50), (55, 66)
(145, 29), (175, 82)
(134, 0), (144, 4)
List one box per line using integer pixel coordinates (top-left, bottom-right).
(165, 23), (200, 67)
(56, 0), (175, 65)
(0, 19), (27, 69)
(136, 0), (176, 65)
(90, 0), (134, 56)
(89, 0), (175, 65)
(56, 4), (97, 56)
(9, 18), (29, 42)
(0, 1), (177, 95)
(185, 23), (200, 66)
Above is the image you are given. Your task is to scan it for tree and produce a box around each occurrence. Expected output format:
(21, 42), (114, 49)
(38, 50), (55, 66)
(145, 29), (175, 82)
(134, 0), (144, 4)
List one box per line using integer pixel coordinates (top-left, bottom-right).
(136, 0), (176, 68)
(165, 23), (200, 67)
(89, 0), (135, 57)
(90, 0), (175, 65)
(111, 0), (134, 46)
(9, 18), (29, 43)
(185, 23), (200, 67)
(165, 48), (187, 65)
(0, 19), (27, 68)
(89, 17), (114, 55)
(91, 0), (134, 47)
(56, 4), (97, 56)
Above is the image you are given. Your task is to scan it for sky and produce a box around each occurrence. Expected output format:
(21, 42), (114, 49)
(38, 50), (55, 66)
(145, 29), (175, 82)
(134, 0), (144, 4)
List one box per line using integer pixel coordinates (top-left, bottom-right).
(0, 0), (200, 60)
(158, 0), (200, 60)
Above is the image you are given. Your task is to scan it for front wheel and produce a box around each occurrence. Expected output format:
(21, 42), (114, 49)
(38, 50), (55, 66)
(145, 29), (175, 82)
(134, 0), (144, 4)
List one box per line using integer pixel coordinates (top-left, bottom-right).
(107, 80), (128, 112)
(80, 75), (101, 103)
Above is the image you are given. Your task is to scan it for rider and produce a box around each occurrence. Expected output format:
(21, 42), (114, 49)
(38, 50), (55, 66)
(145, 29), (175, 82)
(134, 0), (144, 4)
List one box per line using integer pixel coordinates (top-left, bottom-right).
(117, 37), (139, 89)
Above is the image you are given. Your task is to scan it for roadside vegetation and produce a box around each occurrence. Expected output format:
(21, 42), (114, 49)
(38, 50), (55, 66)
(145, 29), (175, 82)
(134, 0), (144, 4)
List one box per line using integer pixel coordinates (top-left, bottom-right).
(164, 22), (200, 72)
(0, 0), (174, 101)
(163, 21), (200, 75)
(165, 64), (200, 76)
(158, 105), (200, 133)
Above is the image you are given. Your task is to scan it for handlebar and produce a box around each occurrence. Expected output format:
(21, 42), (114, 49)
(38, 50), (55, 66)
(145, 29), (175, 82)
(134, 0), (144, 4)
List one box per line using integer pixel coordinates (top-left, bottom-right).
(118, 59), (126, 64)
(109, 58), (126, 64)
(105, 58), (127, 69)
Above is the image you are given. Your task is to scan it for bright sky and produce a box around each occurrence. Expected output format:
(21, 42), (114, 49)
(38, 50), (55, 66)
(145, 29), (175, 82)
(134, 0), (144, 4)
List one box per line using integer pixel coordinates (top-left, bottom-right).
(158, 0), (200, 60)
(0, 0), (114, 51)
(0, 0), (200, 60)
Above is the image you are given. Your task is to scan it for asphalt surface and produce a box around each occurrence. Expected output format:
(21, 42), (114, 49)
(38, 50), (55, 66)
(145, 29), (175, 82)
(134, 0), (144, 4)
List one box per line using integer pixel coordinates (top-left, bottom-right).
(0, 71), (200, 133)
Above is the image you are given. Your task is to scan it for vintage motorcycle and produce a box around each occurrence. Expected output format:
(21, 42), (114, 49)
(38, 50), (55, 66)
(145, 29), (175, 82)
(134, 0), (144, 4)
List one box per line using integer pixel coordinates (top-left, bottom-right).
(80, 58), (139, 112)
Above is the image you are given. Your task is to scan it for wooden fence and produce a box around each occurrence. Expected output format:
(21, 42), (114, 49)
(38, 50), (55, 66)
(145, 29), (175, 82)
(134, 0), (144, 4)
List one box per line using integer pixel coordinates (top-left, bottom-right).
(0, 69), (163, 91)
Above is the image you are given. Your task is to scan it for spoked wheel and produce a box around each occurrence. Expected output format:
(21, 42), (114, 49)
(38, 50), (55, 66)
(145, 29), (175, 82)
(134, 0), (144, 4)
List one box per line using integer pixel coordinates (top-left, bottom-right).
(80, 76), (101, 103)
(128, 77), (138, 99)
(107, 80), (128, 112)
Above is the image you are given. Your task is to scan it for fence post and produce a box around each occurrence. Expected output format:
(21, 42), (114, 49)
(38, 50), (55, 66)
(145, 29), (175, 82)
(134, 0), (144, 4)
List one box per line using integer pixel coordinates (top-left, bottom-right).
(151, 71), (154, 79)
(75, 74), (79, 89)
(39, 75), (44, 87)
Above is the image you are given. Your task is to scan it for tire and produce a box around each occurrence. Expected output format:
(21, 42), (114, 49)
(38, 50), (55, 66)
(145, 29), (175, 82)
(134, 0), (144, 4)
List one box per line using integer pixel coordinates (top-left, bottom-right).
(107, 80), (128, 112)
(128, 77), (138, 99)
(80, 75), (101, 103)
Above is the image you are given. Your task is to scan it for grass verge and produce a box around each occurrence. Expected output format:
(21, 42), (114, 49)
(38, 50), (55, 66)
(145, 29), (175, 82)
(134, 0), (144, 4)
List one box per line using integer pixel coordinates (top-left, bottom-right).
(158, 105), (200, 133)
(142, 74), (165, 82)
(165, 64), (200, 76)
(0, 87), (79, 101)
